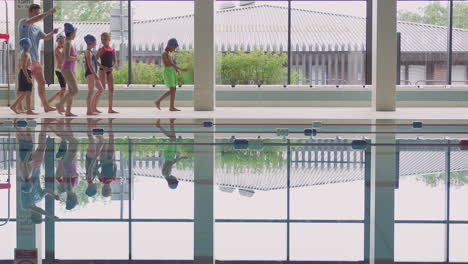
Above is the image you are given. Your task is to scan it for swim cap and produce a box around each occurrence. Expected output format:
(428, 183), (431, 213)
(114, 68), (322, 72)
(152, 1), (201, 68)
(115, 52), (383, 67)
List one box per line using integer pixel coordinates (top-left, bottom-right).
(21, 181), (32, 193)
(85, 183), (98, 197)
(66, 192), (78, 210)
(84, 34), (96, 45)
(64, 23), (77, 33)
(167, 38), (179, 47)
(56, 33), (65, 41)
(19, 38), (31, 51)
(165, 176), (179, 190)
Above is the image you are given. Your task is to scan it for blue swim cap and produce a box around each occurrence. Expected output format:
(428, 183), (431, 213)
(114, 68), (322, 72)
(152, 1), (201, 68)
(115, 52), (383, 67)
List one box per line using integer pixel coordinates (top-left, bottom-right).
(85, 184), (98, 197)
(66, 193), (78, 210)
(21, 181), (32, 193)
(64, 23), (77, 33)
(19, 38), (31, 51)
(84, 34), (96, 45)
(167, 38), (179, 47)
(56, 34), (65, 41)
(165, 176), (179, 190)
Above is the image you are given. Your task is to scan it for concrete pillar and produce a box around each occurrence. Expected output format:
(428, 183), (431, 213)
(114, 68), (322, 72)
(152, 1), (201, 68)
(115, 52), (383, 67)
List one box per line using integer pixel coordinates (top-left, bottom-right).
(43, 0), (54, 85)
(15, 0), (41, 109)
(372, 0), (397, 111)
(16, 127), (42, 264)
(44, 137), (55, 263)
(193, 119), (215, 263)
(194, 0), (215, 111)
(370, 119), (396, 264)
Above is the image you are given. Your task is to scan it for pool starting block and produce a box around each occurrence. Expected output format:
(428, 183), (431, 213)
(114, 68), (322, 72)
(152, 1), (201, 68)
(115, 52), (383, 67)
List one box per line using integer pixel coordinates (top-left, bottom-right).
(16, 120), (27, 128)
(459, 140), (468, 150)
(3, 120), (13, 128)
(312, 121), (322, 128)
(276, 128), (289, 136)
(351, 140), (368, 150)
(203, 121), (213, 128)
(412, 121), (423, 129)
(92, 128), (105, 136)
(304, 128), (317, 137)
(27, 120), (37, 128)
(248, 138), (264, 150)
(234, 139), (249, 149)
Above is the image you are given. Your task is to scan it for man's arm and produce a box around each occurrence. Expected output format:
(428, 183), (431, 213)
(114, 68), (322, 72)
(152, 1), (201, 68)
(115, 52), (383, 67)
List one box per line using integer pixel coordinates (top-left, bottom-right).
(24, 8), (56, 26)
(41, 28), (59, 40)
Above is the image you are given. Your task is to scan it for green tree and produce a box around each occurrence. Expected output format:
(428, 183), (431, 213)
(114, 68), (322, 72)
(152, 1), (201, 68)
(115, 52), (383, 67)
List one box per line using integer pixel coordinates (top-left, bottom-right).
(53, 1), (125, 22)
(398, 2), (468, 29)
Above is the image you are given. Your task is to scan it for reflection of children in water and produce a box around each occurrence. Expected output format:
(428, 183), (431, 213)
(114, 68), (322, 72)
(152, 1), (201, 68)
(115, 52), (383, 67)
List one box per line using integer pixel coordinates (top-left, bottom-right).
(96, 119), (117, 197)
(85, 119), (104, 197)
(17, 121), (60, 223)
(52, 119), (79, 210)
(155, 119), (187, 189)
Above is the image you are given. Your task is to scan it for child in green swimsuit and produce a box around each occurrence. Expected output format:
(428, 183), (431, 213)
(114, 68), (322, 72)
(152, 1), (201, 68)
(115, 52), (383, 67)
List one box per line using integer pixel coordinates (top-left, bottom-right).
(154, 38), (188, 112)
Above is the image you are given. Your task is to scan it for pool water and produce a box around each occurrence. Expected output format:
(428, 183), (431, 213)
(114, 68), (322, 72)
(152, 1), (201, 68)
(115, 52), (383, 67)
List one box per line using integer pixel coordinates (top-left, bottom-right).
(1, 118), (468, 263)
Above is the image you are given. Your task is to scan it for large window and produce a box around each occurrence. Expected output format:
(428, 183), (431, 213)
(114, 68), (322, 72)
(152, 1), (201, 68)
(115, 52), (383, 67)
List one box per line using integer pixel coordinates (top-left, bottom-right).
(397, 0), (449, 85)
(451, 0), (468, 85)
(215, 1), (289, 86)
(291, 1), (367, 85)
(131, 1), (194, 86)
(53, 0), (129, 84)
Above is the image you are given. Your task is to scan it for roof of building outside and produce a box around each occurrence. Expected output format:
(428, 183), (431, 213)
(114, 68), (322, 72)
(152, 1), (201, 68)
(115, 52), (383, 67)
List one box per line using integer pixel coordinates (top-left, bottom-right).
(1, 4), (467, 52)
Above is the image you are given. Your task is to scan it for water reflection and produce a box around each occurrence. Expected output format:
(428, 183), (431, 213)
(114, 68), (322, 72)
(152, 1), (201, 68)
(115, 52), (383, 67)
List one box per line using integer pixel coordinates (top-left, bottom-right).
(17, 122), (60, 223)
(1, 118), (468, 262)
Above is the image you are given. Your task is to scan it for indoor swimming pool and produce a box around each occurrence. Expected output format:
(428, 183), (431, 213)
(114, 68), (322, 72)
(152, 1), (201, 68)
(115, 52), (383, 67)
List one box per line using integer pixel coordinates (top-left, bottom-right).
(1, 118), (468, 263)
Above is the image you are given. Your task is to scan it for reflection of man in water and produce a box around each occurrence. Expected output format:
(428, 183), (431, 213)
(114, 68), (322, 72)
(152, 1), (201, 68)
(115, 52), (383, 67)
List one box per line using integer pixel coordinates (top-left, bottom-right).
(51, 119), (79, 210)
(156, 119), (187, 189)
(17, 120), (60, 223)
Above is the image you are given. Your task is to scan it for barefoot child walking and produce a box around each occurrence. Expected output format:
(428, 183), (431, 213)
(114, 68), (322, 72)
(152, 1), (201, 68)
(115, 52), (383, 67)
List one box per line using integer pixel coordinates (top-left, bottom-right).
(48, 34), (66, 104)
(97, 32), (118, 114)
(10, 38), (37, 115)
(155, 38), (187, 112)
(56, 23), (79, 117)
(84, 34), (104, 115)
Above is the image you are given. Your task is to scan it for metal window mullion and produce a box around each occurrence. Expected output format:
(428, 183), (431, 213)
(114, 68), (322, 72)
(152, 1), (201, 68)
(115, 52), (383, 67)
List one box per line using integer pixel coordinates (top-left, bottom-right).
(445, 144), (451, 263)
(287, 0), (292, 85)
(286, 139), (291, 261)
(447, 0), (454, 84)
(128, 0), (133, 85)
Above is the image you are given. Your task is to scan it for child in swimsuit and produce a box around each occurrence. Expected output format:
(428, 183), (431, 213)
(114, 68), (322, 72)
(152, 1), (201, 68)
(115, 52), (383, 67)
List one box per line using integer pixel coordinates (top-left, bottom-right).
(56, 23), (79, 117)
(85, 119), (103, 197)
(154, 38), (188, 112)
(48, 34), (67, 105)
(96, 119), (117, 197)
(84, 34), (104, 115)
(97, 32), (118, 114)
(10, 38), (37, 115)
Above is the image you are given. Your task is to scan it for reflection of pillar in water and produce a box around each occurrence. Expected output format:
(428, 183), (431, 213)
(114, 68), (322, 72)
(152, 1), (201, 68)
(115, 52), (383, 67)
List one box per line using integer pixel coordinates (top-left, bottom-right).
(15, 132), (42, 263)
(194, 119), (215, 264)
(370, 119), (396, 264)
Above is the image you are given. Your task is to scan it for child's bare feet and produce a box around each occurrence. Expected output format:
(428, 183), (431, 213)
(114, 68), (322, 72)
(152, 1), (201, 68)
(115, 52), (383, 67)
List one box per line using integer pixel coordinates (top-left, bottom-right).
(108, 109), (119, 114)
(87, 111), (98, 116)
(154, 101), (161, 110)
(65, 112), (77, 117)
(55, 104), (65, 115)
(44, 105), (56, 112)
(26, 111), (38, 115)
(169, 108), (180, 112)
(10, 106), (21, 114)
(94, 109), (102, 113)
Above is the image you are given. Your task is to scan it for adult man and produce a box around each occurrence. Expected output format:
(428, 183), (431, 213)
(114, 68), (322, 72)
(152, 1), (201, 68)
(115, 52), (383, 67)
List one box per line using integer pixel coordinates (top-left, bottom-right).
(18, 4), (59, 112)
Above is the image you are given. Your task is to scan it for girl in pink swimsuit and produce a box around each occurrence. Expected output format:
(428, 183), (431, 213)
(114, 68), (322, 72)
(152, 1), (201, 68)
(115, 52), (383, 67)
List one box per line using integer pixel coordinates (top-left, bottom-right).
(56, 23), (79, 117)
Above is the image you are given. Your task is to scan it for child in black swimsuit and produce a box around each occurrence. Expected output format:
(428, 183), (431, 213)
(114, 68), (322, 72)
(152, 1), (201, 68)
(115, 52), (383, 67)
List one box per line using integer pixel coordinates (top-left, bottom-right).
(96, 32), (118, 114)
(10, 38), (37, 115)
(84, 34), (104, 115)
